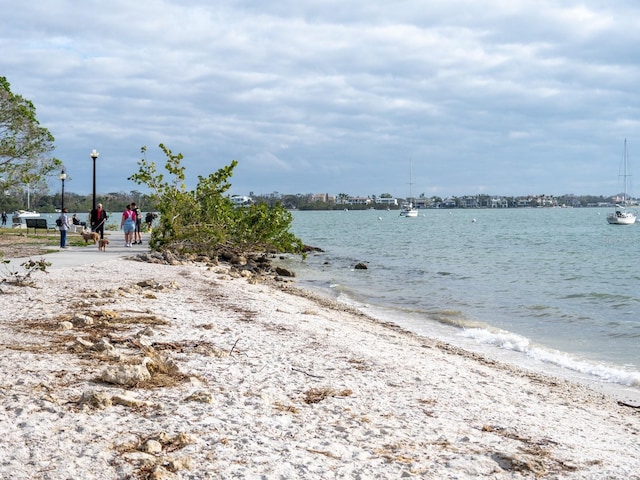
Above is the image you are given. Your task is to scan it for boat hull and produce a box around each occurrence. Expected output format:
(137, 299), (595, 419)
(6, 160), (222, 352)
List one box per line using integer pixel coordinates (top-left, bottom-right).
(15, 210), (40, 218)
(606, 212), (636, 225)
(400, 208), (418, 218)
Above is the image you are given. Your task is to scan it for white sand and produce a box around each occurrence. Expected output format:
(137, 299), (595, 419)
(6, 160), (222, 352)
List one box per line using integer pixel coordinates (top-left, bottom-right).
(1, 256), (639, 479)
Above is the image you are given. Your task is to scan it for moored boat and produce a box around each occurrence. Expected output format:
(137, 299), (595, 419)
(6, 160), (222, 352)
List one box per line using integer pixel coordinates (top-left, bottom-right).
(400, 160), (419, 218)
(607, 139), (636, 225)
(14, 210), (40, 218)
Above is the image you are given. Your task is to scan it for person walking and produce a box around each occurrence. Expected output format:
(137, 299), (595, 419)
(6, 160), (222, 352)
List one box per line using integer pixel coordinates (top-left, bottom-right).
(90, 203), (108, 239)
(145, 211), (156, 233)
(121, 205), (136, 247)
(131, 202), (142, 244)
(58, 208), (71, 249)
(1, 211), (7, 227)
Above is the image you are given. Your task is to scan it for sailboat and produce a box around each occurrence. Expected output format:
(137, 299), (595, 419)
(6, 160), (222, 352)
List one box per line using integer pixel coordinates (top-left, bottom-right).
(14, 185), (40, 218)
(399, 160), (418, 218)
(607, 139), (636, 225)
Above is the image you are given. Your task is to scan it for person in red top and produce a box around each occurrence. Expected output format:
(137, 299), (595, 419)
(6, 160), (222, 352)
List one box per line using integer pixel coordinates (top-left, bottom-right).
(90, 203), (108, 239)
(120, 204), (136, 247)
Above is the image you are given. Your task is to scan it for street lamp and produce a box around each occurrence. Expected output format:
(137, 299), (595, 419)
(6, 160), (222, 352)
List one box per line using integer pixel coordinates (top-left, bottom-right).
(90, 149), (99, 212)
(59, 168), (67, 210)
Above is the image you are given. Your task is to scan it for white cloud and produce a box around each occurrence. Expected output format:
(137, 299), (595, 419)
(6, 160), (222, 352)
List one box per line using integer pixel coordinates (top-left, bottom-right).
(2, 0), (640, 198)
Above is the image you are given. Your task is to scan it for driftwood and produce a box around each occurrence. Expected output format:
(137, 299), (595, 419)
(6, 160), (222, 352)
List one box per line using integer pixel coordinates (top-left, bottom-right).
(229, 338), (241, 355)
(291, 367), (325, 379)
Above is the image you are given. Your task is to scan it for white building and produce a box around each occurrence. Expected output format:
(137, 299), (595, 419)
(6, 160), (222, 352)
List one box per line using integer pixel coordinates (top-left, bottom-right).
(230, 195), (253, 207)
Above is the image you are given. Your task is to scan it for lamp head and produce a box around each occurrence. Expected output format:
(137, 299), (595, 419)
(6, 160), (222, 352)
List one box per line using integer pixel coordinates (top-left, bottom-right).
(90, 149), (99, 160)
(59, 168), (67, 181)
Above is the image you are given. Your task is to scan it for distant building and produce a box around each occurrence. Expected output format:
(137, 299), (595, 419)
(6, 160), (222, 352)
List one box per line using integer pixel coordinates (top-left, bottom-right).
(376, 197), (398, 206)
(460, 196), (480, 208)
(346, 196), (372, 206)
(515, 196), (533, 207)
(413, 197), (429, 208)
(442, 197), (458, 208)
(490, 197), (509, 208)
(309, 193), (333, 203)
(230, 195), (253, 207)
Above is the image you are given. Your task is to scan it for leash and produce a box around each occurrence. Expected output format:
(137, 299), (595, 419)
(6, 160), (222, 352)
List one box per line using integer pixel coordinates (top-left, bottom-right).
(92, 217), (107, 231)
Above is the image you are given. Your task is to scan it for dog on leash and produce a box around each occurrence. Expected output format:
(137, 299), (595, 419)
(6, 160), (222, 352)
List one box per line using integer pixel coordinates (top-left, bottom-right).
(81, 230), (100, 244)
(98, 238), (109, 251)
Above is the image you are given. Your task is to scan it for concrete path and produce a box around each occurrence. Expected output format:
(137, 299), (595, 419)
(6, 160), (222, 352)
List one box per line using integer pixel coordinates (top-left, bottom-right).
(4, 231), (152, 271)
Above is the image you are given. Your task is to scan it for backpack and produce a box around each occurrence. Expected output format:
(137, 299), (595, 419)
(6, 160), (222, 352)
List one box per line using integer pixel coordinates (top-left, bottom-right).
(55, 217), (62, 227)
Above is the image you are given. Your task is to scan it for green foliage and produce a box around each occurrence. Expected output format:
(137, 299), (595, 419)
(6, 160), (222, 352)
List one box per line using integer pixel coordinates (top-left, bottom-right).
(128, 145), (304, 257)
(0, 77), (59, 187)
(1, 257), (51, 287)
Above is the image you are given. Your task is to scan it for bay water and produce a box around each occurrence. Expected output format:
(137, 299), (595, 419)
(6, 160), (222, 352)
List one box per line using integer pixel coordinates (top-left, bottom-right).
(283, 208), (640, 400)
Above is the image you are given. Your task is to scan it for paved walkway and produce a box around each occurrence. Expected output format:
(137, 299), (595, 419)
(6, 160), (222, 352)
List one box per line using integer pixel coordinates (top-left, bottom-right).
(4, 231), (152, 271)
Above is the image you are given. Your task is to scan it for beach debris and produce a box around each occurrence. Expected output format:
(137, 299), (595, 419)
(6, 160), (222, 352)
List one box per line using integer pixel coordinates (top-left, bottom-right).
(72, 313), (94, 327)
(491, 451), (547, 476)
(117, 432), (194, 478)
(137, 326), (156, 337)
(291, 366), (325, 379)
(303, 387), (353, 404)
(92, 337), (115, 352)
(1, 257), (51, 287)
(141, 439), (163, 454)
(275, 266), (295, 277)
(112, 393), (153, 408)
(77, 390), (152, 410)
(99, 359), (153, 386)
(73, 337), (95, 350)
(184, 390), (214, 404)
(78, 391), (113, 409)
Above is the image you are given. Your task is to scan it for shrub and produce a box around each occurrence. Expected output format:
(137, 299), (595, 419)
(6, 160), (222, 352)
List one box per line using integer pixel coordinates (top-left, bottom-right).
(128, 145), (304, 257)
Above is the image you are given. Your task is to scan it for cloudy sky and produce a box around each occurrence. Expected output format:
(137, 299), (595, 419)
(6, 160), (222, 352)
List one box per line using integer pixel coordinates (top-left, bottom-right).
(3, 0), (640, 199)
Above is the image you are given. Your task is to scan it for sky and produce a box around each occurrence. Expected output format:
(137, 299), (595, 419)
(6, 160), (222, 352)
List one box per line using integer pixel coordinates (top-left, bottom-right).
(3, 0), (640, 200)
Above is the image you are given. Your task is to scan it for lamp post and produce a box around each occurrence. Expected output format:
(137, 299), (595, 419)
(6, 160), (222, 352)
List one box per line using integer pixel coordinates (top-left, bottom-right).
(90, 149), (99, 212)
(59, 168), (67, 210)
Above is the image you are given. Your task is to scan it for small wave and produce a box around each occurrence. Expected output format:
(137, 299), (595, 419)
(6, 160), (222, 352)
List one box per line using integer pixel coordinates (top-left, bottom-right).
(459, 328), (530, 353)
(428, 310), (484, 329)
(528, 304), (550, 311)
(459, 328), (640, 387)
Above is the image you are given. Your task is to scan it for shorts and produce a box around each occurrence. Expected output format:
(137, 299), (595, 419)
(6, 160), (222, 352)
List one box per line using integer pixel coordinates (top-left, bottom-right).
(123, 220), (135, 233)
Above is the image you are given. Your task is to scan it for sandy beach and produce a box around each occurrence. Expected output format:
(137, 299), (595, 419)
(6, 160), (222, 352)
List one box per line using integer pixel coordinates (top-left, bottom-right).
(1, 244), (639, 479)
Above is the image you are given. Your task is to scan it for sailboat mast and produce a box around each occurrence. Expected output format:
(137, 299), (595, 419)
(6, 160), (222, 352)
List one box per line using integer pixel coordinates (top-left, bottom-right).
(409, 159), (414, 201)
(623, 138), (629, 206)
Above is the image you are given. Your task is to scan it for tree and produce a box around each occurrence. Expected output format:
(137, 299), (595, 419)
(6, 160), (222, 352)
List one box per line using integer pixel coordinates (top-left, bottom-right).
(336, 193), (350, 204)
(0, 77), (59, 187)
(128, 144), (304, 256)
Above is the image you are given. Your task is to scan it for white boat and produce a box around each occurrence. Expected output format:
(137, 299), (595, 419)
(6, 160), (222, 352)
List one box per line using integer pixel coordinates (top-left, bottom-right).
(400, 202), (418, 217)
(607, 139), (636, 225)
(14, 210), (40, 218)
(399, 160), (419, 218)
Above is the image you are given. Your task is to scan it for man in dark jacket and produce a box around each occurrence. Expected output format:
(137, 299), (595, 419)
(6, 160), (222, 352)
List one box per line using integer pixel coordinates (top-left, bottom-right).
(90, 203), (108, 239)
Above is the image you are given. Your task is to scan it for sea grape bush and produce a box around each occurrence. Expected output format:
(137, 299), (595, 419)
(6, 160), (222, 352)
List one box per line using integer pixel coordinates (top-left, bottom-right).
(128, 144), (304, 257)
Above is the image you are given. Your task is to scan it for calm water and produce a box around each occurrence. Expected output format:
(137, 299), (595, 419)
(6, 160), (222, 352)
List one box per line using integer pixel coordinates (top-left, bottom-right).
(283, 208), (640, 397)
